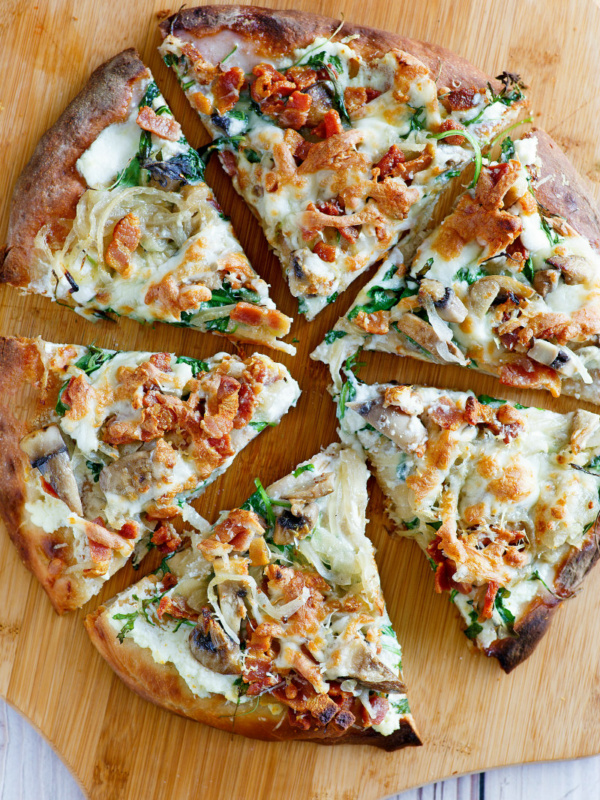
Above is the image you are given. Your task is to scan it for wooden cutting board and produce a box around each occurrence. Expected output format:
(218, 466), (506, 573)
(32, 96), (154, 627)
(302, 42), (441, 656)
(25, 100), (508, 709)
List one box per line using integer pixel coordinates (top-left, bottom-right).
(1, 0), (600, 797)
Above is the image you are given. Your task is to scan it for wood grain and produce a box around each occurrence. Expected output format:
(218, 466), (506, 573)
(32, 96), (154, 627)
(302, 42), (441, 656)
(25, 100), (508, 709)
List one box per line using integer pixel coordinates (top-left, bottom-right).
(1, 1), (600, 798)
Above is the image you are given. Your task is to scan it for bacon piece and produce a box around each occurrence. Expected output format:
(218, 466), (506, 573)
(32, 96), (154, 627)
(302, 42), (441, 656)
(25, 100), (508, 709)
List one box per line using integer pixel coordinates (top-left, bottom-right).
(151, 522), (182, 554)
(180, 42), (217, 84)
(374, 144), (406, 180)
(249, 536), (270, 567)
(499, 357), (561, 397)
(213, 67), (245, 114)
(480, 581), (499, 621)
(88, 539), (111, 565)
(136, 106), (182, 141)
(430, 397), (465, 430)
(393, 145), (435, 182)
(433, 119), (467, 146)
(242, 620), (284, 695)
(427, 537), (472, 595)
(286, 66), (318, 91)
(313, 241), (337, 262)
(201, 374), (240, 438)
(105, 213), (141, 275)
(149, 352), (172, 372)
(209, 508), (265, 552)
(189, 91), (212, 114)
(463, 396), (523, 442)
(216, 252), (256, 290)
(344, 87), (368, 115)
(368, 178), (420, 220)
(439, 86), (477, 111)
(302, 202), (382, 238)
(361, 695), (389, 727)
(230, 302), (291, 336)
(157, 595), (199, 622)
(283, 128), (311, 161)
(312, 109), (343, 138)
(353, 310), (390, 334)
(475, 161), (521, 210)
(251, 63), (295, 102)
(506, 236), (528, 266)
(119, 521), (138, 540)
(85, 518), (127, 551)
(279, 90), (312, 130)
(60, 373), (94, 421)
(298, 129), (365, 174)
(145, 275), (212, 314)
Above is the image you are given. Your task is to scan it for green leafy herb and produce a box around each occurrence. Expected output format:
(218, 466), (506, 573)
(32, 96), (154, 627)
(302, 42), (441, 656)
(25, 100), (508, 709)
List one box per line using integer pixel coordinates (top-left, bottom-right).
(205, 316), (231, 333)
(75, 345), (117, 375)
(338, 378), (356, 419)
(427, 557), (437, 572)
(249, 421), (277, 432)
(399, 106), (427, 139)
(393, 698), (410, 715)
(540, 216), (561, 246)
(449, 589), (458, 604)
(327, 292), (339, 305)
(253, 478), (275, 526)
(173, 618), (196, 632)
(454, 265), (486, 285)
(304, 51), (350, 126)
(348, 284), (401, 321)
(155, 552), (176, 576)
(114, 611), (139, 643)
(324, 329), (347, 345)
(141, 149), (205, 187)
(477, 394), (506, 406)
(396, 461), (410, 481)
(244, 148), (261, 163)
(162, 53), (180, 68)
(86, 460), (104, 483)
(444, 167), (462, 179)
(382, 263), (399, 281)
(463, 608), (483, 640)
(494, 587), (515, 629)
(298, 298), (309, 316)
(140, 81), (161, 108)
(55, 381), (71, 417)
(198, 134), (244, 167)
(500, 136), (515, 162)
(586, 455), (600, 472)
(175, 356), (209, 376)
(404, 518), (420, 529)
(201, 283), (261, 308)
(220, 44), (238, 65)
(428, 127), (482, 188)
(293, 464), (315, 478)
(529, 569), (557, 596)
(181, 79), (195, 91)
(523, 255), (535, 284)
(428, 521), (443, 532)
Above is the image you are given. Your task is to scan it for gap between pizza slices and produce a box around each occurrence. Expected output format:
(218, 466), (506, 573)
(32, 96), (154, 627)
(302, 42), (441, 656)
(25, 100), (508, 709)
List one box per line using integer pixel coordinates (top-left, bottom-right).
(85, 443), (421, 750)
(0, 336), (300, 613)
(333, 379), (600, 672)
(158, 5), (528, 320)
(0, 49), (295, 354)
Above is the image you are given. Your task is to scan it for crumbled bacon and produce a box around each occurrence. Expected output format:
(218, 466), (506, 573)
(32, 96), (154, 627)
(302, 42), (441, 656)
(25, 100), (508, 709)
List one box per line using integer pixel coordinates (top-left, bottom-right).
(157, 595), (199, 622)
(360, 695), (389, 727)
(61, 374), (94, 420)
(279, 90), (312, 130)
(374, 144), (406, 180)
(285, 66), (318, 91)
(429, 397), (465, 430)
(463, 396), (523, 442)
(151, 522), (182, 553)
(119, 521), (138, 540)
(242, 620), (284, 695)
(506, 236), (528, 266)
(89, 539), (111, 565)
(475, 161), (521, 210)
(145, 275), (212, 313)
(105, 213), (141, 275)
(433, 118), (467, 146)
(427, 537), (472, 595)
(149, 352), (172, 372)
(213, 67), (245, 114)
(480, 581), (499, 621)
(201, 374), (240, 438)
(203, 508), (264, 555)
(499, 357), (561, 397)
(189, 90), (212, 114)
(136, 106), (182, 141)
(312, 109), (344, 138)
(313, 241), (337, 262)
(181, 42), (217, 84)
(298, 129), (365, 174)
(439, 86), (477, 111)
(251, 63), (295, 102)
(230, 302), (291, 336)
(283, 128), (311, 161)
(342, 86), (380, 115)
(368, 179), (420, 220)
(353, 310), (390, 334)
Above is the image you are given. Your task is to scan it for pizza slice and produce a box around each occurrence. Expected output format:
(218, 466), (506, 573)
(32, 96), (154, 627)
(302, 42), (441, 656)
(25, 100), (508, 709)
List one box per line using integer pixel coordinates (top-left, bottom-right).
(85, 443), (420, 749)
(313, 131), (600, 403)
(0, 336), (300, 613)
(336, 378), (600, 671)
(0, 49), (294, 353)
(158, 6), (527, 319)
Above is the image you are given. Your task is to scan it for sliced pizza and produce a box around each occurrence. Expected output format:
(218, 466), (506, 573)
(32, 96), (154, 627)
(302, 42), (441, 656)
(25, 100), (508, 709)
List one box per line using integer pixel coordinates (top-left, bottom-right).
(313, 130), (600, 403)
(336, 378), (600, 671)
(85, 443), (420, 749)
(158, 6), (527, 319)
(0, 336), (300, 613)
(0, 49), (294, 353)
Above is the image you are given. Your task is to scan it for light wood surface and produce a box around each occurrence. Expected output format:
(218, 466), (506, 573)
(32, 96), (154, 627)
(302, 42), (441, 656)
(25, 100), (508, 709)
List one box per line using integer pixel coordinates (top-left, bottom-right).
(1, 1), (600, 798)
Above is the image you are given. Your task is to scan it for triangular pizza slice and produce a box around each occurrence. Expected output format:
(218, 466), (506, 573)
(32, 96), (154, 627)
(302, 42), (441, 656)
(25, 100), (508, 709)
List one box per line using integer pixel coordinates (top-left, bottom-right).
(0, 336), (299, 612)
(0, 49), (294, 353)
(336, 378), (600, 671)
(159, 6), (526, 319)
(313, 131), (600, 403)
(86, 443), (420, 749)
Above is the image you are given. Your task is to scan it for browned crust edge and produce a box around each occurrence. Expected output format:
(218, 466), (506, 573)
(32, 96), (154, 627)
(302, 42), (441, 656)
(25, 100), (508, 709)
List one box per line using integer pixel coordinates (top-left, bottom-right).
(0, 337), (90, 614)
(485, 523), (600, 673)
(85, 591), (421, 750)
(159, 5), (509, 93)
(528, 128), (600, 252)
(0, 48), (148, 289)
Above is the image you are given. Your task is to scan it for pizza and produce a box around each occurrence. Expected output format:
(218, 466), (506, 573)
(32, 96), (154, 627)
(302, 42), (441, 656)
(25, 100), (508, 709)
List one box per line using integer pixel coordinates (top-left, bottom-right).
(0, 49), (294, 354)
(85, 443), (420, 749)
(158, 6), (527, 319)
(335, 378), (600, 671)
(313, 130), (600, 403)
(0, 336), (300, 613)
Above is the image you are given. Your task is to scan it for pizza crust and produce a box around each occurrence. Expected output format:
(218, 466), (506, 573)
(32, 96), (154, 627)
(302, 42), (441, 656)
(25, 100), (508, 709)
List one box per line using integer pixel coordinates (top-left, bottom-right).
(85, 591), (422, 750)
(159, 5), (508, 94)
(0, 48), (148, 289)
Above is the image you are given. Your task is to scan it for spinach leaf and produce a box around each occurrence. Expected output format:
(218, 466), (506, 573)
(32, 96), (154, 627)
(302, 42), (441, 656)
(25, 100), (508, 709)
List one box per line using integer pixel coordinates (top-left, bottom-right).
(477, 394), (506, 406)
(586, 455), (600, 472)
(427, 557), (437, 571)
(86, 460), (104, 483)
(540, 216), (561, 246)
(327, 291), (339, 305)
(198, 135), (245, 167)
(522, 255), (535, 284)
(113, 611), (139, 643)
(293, 464), (315, 478)
(338, 378), (356, 419)
(202, 283), (261, 307)
(244, 148), (261, 163)
(454, 265), (487, 285)
(529, 569), (557, 596)
(244, 478), (275, 527)
(494, 587), (515, 629)
(205, 316), (231, 333)
(140, 81), (161, 108)
(399, 106), (427, 140)
(324, 329), (347, 345)
(75, 345), (117, 375)
(141, 149), (205, 186)
(500, 136), (515, 162)
(404, 518), (420, 529)
(173, 618), (196, 632)
(55, 381), (71, 417)
(449, 589), (458, 604)
(304, 51), (350, 127)
(175, 356), (209, 376)
(463, 607), (483, 640)
(249, 421), (277, 432)
(382, 263), (399, 281)
(393, 698), (410, 715)
(347, 285), (401, 321)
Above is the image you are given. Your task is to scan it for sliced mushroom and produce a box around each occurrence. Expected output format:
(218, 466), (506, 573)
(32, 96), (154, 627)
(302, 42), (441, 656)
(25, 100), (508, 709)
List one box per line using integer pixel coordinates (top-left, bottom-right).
(98, 448), (168, 497)
(346, 399), (428, 453)
(217, 581), (248, 637)
(336, 637), (406, 693)
(20, 426), (82, 515)
(189, 608), (242, 675)
(528, 339), (577, 377)
(282, 473), (335, 504)
(545, 254), (593, 285)
(304, 81), (334, 126)
(395, 313), (465, 364)
(274, 504), (319, 545)
(469, 275), (533, 316)
(419, 279), (467, 323)
(533, 268), (559, 297)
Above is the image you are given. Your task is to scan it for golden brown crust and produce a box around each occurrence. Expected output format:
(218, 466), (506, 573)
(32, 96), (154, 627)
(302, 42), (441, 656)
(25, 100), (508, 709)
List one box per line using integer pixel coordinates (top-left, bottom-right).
(485, 522), (600, 673)
(159, 5), (507, 93)
(529, 129), (600, 252)
(0, 48), (148, 288)
(85, 594), (421, 750)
